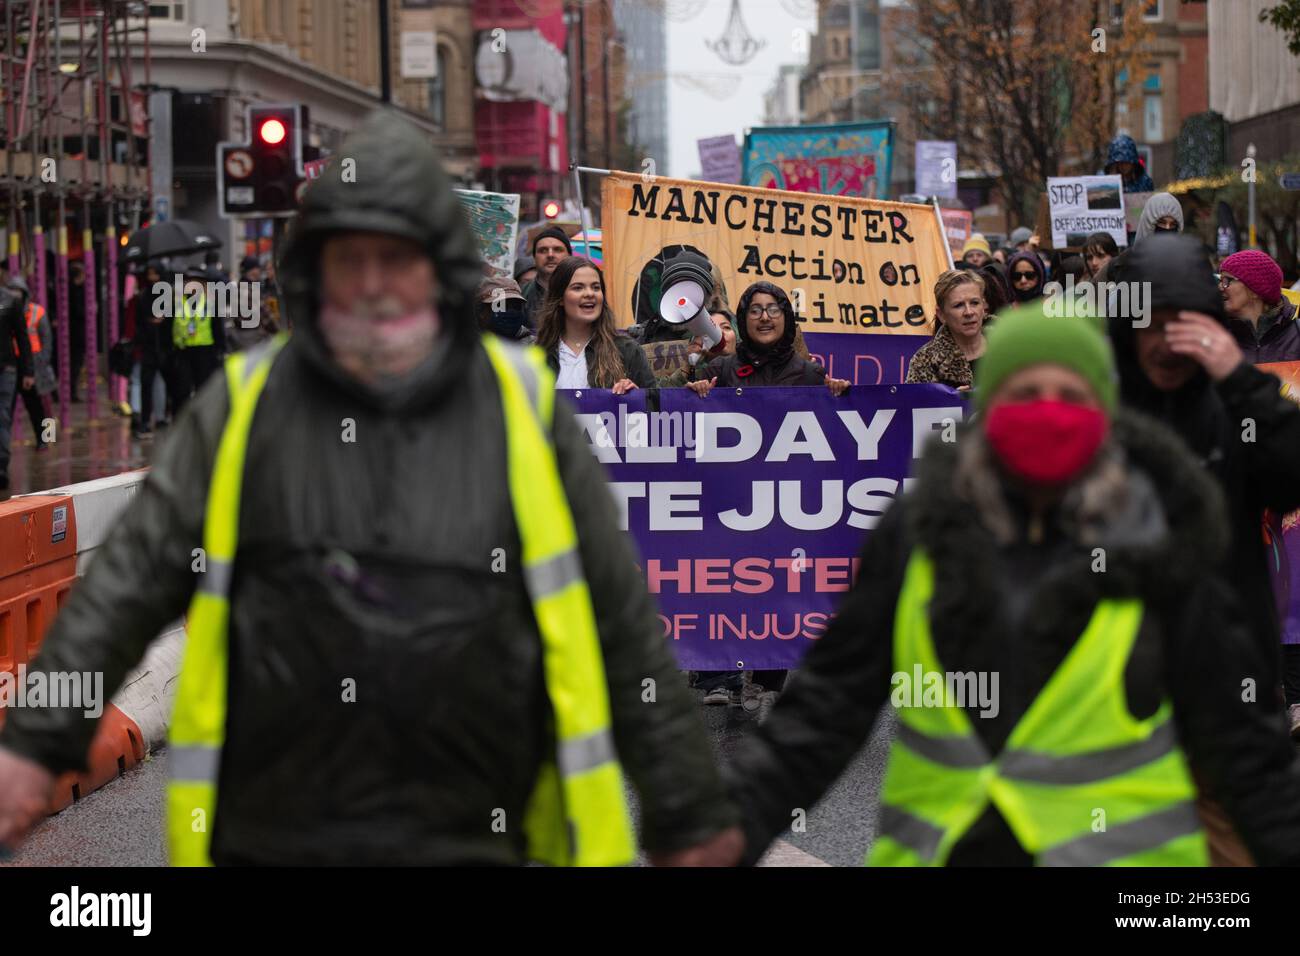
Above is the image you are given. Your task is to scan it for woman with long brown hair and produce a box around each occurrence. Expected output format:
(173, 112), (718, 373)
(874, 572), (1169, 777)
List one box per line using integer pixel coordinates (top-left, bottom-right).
(536, 256), (654, 394)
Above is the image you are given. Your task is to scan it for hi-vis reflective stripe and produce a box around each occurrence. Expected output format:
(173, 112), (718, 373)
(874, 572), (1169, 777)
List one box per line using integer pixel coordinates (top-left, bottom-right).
(1039, 803), (1201, 867)
(196, 557), (233, 598)
(896, 719), (1181, 784)
(481, 335), (634, 866)
(879, 800), (1202, 866)
(558, 729), (617, 776)
(998, 720), (1179, 785)
(169, 744), (220, 782)
(878, 805), (945, 860)
(896, 723), (987, 768)
(526, 549), (584, 598)
(167, 333), (287, 867)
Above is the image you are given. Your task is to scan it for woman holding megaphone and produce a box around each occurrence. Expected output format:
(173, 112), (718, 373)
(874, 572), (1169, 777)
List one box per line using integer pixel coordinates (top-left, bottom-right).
(686, 280), (849, 709)
(686, 281), (850, 396)
(537, 256), (655, 394)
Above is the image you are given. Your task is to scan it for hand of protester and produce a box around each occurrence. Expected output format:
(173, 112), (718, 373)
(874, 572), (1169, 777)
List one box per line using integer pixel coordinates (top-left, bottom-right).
(1165, 310), (1243, 382)
(0, 746), (55, 857)
(21, 375), (34, 391)
(1028, 233), (1041, 250)
(826, 377), (850, 397)
(648, 826), (745, 867)
(611, 378), (637, 396)
(687, 377), (716, 398)
(956, 384), (972, 392)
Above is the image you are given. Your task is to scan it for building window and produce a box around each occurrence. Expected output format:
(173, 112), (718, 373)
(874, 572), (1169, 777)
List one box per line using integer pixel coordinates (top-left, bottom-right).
(427, 47), (448, 130)
(148, 2), (185, 18)
(1115, 99), (1130, 137)
(1143, 0), (1161, 21)
(1144, 93), (1162, 141)
(832, 36), (840, 59)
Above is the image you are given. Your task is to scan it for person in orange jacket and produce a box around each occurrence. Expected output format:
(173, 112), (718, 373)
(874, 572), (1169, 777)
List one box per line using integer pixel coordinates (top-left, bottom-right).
(6, 276), (55, 451)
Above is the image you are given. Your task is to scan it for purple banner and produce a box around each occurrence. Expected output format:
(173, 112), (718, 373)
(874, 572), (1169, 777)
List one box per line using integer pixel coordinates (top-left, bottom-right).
(567, 384), (968, 669)
(802, 331), (926, 386)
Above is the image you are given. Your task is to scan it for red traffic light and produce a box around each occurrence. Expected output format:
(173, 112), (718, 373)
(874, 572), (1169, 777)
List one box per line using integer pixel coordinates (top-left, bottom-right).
(542, 200), (561, 219)
(259, 118), (287, 145)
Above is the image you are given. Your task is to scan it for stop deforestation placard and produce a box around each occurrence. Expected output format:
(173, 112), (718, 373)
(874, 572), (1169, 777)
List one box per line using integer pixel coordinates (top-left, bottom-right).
(1046, 174), (1128, 249)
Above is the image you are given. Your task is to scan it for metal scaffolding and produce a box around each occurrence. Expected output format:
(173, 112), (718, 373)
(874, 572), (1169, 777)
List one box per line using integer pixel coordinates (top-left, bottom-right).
(0, 0), (151, 426)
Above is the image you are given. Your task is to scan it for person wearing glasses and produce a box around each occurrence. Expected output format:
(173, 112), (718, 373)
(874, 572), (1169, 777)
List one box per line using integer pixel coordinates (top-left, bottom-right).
(686, 280), (849, 707)
(686, 281), (850, 394)
(1005, 250), (1047, 304)
(1217, 250), (1300, 365)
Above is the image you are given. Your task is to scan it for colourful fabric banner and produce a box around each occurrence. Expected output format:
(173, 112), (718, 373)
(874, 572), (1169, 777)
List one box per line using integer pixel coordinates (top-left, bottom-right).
(568, 383), (968, 669)
(601, 171), (949, 384)
(454, 188), (521, 277)
(743, 121), (894, 199)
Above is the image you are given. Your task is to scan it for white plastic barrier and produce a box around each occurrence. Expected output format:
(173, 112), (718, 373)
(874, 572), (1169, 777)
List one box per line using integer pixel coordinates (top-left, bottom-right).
(35, 470), (149, 575)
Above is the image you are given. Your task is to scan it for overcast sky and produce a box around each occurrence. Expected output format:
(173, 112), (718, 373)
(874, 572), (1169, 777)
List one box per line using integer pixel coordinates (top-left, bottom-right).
(665, 1), (814, 178)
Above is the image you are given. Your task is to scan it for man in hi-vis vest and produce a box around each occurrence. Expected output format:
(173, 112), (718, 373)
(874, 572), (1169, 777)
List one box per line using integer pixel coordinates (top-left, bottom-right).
(0, 110), (742, 866)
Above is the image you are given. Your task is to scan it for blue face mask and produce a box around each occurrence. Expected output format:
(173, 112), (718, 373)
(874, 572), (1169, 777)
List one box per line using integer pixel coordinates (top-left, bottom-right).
(489, 305), (528, 338)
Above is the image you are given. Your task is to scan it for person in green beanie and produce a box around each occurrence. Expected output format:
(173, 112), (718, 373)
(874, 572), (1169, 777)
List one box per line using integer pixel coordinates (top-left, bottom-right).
(719, 306), (1300, 866)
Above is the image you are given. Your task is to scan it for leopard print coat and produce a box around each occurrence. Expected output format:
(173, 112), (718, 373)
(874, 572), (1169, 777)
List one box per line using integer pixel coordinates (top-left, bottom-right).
(905, 323), (977, 388)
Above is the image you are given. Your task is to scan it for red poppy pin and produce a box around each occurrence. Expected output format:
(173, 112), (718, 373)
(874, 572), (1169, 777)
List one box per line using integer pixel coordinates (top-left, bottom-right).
(736, 364), (755, 378)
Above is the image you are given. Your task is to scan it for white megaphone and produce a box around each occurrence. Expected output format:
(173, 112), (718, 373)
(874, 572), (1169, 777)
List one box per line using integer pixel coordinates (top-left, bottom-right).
(657, 252), (721, 363)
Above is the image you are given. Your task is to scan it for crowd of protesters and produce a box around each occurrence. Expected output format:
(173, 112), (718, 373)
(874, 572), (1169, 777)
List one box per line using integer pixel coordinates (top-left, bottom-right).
(5, 110), (1300, 868)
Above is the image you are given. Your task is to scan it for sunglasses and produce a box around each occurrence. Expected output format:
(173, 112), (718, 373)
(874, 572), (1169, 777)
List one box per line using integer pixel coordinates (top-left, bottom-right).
(1217, 275), (1239, 289)
(1013, 271), (1037, 281)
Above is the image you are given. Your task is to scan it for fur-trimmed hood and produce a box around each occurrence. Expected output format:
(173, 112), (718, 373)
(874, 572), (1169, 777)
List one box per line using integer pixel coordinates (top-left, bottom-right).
(903, 409), (1229, 650)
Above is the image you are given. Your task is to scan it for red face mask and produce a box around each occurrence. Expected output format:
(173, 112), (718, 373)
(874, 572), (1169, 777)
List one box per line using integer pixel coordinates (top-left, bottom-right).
(984, 400), (1108, 485)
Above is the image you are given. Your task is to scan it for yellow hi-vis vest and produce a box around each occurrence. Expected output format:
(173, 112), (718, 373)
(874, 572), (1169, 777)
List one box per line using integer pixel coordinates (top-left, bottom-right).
(173, 291), (214, 348)
(166, 332), (636, 866)
(868, 550), (1209, 867)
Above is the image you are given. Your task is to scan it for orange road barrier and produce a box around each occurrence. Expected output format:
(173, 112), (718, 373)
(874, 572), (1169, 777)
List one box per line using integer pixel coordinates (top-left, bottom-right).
(0, 496), (77, 676)
(0, 493), (149, 813)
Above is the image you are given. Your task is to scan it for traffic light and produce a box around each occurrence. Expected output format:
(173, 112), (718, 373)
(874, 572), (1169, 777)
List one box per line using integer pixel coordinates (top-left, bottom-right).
(218, 103), (306, 218)
(542, 199), (561, 219)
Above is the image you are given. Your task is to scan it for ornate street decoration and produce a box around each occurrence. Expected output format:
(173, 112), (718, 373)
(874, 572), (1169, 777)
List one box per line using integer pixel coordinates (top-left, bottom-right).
(706, 0), (765, 66)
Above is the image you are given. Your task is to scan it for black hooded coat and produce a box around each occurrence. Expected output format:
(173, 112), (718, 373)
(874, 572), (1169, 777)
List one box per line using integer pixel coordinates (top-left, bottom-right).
(0, 111), (737, 864)
(725, 413), (1300, 866)
(1107, 234), (1300, 675)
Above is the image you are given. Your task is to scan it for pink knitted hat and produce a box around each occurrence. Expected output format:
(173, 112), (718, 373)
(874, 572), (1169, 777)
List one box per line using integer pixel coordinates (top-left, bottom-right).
(1220, 250), (1283, 305)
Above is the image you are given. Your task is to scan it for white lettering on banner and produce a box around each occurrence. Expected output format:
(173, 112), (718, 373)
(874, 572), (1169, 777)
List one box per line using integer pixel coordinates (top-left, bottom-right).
(609, 482), (647, 530)
(912, 407), (965, 458)
(837, 408), (895, 460)
(625, 412), (678, 463)
(766, 412), (834, 462)
(846, 477), (899, 530)
(650, 482), (703, 531)
(580, 397), (964, 534)
(696, 413), (763, 463)
(576, 405), (957, 465)
(718, 477), (904, 532)
(719, 481), (774, 531)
